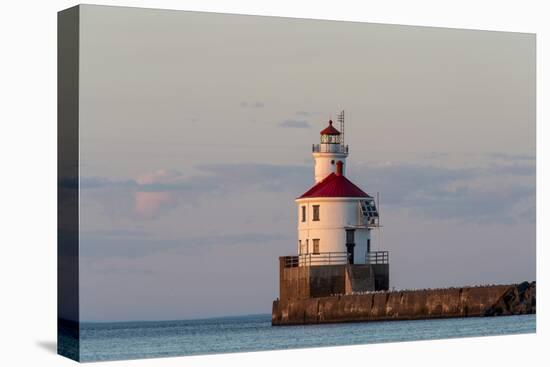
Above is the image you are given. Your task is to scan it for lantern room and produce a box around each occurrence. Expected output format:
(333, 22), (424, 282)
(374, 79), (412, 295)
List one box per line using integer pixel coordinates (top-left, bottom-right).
(320, 120), (342, 144)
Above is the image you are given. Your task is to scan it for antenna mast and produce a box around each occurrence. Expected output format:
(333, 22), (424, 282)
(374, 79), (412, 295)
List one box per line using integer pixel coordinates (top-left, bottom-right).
(377, 191), (381, 250)
(337, 110), (345, 147)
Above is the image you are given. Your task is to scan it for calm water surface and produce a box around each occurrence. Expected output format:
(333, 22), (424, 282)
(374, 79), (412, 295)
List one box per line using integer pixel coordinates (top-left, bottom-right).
(78, 314), (535, 362)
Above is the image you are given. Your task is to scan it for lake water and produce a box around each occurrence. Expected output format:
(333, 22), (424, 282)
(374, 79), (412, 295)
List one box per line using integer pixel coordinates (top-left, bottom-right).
(78, 314), (535, 362)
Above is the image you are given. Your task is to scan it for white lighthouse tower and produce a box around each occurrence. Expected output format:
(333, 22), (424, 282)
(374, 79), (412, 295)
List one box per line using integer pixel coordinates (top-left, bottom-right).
(295, 113), (380, 266)
(312, 119), (348, 183)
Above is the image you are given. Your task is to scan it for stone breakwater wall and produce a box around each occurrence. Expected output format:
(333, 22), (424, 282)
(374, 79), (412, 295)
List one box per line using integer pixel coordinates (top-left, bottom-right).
(272, 281), (535, 326)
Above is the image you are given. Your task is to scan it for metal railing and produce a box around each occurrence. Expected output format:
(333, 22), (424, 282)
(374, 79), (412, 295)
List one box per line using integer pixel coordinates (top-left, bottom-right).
(300, 252), (349, 266)
(365, 251), (389, 264)
(312, 144), (349, 154)
(283, 251), (389, 268)
(282, 256), (299, 268)
(282, 252), (349, 268)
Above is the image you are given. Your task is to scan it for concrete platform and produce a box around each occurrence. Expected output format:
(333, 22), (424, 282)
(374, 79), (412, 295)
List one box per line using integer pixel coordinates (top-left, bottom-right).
(272, 281), (536, 326)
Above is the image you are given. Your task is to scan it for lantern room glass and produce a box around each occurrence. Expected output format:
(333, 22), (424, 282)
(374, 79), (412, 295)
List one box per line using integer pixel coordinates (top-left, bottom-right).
(321, 134), (342, 144)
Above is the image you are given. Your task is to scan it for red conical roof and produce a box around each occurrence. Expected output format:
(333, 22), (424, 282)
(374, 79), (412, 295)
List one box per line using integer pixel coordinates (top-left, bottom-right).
(298, 173), (371, 199)
(320, 120), (341, 135)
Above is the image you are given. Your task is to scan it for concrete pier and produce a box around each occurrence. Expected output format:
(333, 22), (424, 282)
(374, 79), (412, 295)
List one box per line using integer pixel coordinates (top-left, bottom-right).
(272, 281), (535, 326)
(278, 257), (389, 301)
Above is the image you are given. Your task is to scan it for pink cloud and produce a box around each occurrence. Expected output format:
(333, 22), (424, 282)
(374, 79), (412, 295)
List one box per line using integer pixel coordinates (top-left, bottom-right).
(132, 170), (186, 218)
(134, 191), (174, 219)
(136, 169), (182, 185)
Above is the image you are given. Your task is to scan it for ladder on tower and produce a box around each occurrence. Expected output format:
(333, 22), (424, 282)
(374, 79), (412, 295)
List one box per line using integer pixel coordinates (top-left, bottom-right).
(337, 110), (345, 146)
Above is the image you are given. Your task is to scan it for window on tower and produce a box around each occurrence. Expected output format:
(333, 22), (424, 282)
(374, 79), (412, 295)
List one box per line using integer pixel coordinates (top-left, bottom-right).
(312, 205), (320, 221)
(312, 239), (320, 254)
(301, 206), (306, 222)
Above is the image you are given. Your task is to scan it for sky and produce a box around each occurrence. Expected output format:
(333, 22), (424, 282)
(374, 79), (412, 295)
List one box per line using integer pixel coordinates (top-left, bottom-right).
(76, 5), (535, 322)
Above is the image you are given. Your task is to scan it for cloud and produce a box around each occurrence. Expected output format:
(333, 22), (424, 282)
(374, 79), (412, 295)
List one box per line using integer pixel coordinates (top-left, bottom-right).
(353, 161), (535, 224)
(132, 171), (183, 219)
(489, 152), (535, 161)
(131, 169), (219, 218)
(135, 191), (174, 219)
(358, 162), (477, 204)
(79, 163), (311, 219)
(78, 159), (535, 225)
(196, 163), (310, 193)
(278, 119), (311, 128)
(136, 169), (180, 185)
(79, 176), (136, 189)
(80, 231), (289, 259)
(409, 183), (534, 224)
(486, 162), (536, 176)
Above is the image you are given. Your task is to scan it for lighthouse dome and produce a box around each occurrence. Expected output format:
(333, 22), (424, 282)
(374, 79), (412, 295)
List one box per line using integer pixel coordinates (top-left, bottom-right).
(319, 120), (342, 145)
(320, 120), (341, 136)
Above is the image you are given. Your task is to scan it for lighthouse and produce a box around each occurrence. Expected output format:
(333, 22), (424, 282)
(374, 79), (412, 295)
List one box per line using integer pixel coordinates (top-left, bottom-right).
(277, 111), (389, 301)
(296, 114), (380, 266)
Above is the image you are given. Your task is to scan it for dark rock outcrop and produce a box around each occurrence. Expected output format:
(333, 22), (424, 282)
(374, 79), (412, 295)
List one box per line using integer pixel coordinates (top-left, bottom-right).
(483, 281), (536, 316)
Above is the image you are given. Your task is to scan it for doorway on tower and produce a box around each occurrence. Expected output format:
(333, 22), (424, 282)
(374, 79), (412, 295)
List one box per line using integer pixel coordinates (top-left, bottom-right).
(345, 229), (355, 265)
